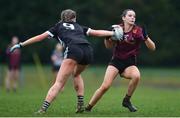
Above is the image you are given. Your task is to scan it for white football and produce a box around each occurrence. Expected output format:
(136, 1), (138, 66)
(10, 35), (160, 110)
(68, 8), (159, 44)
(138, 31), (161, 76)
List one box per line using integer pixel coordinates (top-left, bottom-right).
(111, 25), (124, 41)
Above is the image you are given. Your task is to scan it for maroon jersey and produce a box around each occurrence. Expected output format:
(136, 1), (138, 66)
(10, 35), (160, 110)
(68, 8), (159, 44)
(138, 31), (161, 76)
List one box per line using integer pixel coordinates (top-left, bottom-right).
(113, 25), (146, 59)
(6, 45), (21, 70)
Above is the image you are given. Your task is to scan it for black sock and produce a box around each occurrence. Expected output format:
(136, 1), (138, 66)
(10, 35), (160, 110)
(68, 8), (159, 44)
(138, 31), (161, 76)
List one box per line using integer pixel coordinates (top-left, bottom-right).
(124, 94), (131, 101)
(77, 95), (84, 106)
(85, 104), (93, 111)
(41, 101), (50, 111)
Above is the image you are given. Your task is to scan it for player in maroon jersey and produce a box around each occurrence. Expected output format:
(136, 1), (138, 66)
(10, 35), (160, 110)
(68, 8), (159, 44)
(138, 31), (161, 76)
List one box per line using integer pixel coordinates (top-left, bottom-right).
(86, 9), (156, 112)
(5, 36), (21, 92)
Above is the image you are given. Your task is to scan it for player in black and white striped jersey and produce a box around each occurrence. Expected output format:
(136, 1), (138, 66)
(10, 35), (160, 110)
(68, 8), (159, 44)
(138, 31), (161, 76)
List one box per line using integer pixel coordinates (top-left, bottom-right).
(10, 9), (120, 114)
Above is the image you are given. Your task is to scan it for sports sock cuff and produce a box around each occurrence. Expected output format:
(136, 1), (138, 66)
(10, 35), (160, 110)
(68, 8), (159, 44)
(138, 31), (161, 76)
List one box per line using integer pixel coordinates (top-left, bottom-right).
(77, 96), (84, 103)
(125, 94), (131, 100)
(77, 95), (84, 98)
(42, 101), (50, 111)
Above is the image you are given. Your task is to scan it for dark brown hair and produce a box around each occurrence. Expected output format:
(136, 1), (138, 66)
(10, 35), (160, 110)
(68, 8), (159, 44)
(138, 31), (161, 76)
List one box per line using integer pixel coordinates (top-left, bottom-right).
(121, 9), (135, 17)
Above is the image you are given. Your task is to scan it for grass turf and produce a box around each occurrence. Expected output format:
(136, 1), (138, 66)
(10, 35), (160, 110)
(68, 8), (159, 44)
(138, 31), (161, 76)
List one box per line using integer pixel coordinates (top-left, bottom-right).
(0, 65), (180, 117)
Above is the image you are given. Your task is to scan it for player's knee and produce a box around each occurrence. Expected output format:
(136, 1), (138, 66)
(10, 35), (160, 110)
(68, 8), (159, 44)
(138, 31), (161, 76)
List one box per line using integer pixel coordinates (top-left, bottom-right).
(132, 74), (140, 82)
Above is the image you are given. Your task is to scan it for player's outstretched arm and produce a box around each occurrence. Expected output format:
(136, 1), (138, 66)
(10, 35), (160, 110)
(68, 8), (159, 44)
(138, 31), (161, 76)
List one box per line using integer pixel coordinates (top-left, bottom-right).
(88, 27), (123, 41)
(20, 32), (49, 47)
(10, 32), (49, 52)
(88, 29), (114, 37)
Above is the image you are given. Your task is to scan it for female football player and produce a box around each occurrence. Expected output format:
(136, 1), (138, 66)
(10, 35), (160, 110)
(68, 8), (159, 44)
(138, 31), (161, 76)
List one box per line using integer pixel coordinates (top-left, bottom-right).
(10, 9), (120, 114)
(85, 9), (156, 112)
(6, 36), (21, 92)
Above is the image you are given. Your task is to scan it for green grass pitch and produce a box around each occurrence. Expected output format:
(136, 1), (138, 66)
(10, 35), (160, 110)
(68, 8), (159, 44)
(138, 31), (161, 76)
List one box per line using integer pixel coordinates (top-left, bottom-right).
(0, 65), (180, 117)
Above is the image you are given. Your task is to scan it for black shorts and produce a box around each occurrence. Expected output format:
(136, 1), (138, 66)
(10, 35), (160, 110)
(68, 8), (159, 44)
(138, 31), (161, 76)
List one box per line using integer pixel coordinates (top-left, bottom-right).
(109, 56), (137, 74)
(64, 44), (93, 65)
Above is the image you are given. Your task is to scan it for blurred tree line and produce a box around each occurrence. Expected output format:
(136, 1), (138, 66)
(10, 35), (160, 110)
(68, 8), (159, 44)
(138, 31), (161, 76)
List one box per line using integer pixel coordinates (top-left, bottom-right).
(0, 0), (179, 67)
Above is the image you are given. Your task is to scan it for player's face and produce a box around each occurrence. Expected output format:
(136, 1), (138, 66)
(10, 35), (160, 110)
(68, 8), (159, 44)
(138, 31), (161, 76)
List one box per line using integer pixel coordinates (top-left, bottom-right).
(122, 10), (136, 25)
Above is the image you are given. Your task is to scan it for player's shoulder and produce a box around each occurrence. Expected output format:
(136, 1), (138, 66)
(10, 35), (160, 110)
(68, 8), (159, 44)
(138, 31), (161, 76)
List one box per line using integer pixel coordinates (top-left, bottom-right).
(52, 21), (61, 26)
(80, 25), (89, 29)
(133, 24), (142, 30)
(49, 21), (62, 29)
(132, 24), (143, 34)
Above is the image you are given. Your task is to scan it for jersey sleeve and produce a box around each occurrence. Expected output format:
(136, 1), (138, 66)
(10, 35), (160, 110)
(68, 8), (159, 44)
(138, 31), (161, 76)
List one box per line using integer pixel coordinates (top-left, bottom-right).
(82, 26), (91, 36)
(139, 27), (147, 41)
(46, 23), (59, 38)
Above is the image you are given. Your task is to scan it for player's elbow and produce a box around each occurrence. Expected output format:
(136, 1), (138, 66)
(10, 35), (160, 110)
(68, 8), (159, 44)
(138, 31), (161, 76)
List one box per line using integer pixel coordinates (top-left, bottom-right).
(152, 46), (156, 51)
(145, 39), (156, 51)
(149, 44), (156, 51)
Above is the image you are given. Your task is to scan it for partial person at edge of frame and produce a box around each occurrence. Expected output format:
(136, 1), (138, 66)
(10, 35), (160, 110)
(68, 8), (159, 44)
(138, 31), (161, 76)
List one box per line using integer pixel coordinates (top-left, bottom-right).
(5, 36), (21, 92)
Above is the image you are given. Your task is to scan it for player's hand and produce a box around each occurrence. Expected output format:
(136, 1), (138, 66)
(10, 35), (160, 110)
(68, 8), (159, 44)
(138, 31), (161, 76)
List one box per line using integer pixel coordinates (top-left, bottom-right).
(10, 43), (22, 52)
(111, 25), (124, 41)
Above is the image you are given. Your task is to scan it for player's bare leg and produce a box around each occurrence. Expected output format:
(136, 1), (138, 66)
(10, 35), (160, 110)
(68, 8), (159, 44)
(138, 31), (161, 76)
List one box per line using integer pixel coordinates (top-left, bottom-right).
(121, 65), (140, 112)
(13, 70), (19, 92)
(7, 70), (15, 92)
(73, 64), (87, 113)
(85, 65), (119, 111)
(5, 70), (11, 92)
(51, 71), (65, 92)
(35, 59), (77, 114)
